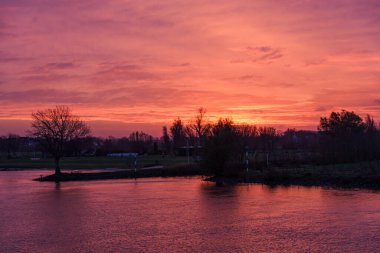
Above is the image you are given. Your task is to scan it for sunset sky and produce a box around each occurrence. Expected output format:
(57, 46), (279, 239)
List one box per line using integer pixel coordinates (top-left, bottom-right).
(1, 0), (380, 137)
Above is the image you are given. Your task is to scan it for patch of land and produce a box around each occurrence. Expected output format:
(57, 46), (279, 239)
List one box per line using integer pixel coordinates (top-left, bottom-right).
(34, 164), (201, 182)
(207, 161), (380, 189)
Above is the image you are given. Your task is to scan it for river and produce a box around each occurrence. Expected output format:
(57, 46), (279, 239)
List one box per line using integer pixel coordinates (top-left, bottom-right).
(1, 170), (380, 252)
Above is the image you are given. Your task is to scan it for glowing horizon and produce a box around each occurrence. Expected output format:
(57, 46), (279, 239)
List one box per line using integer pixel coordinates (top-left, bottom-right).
(1, 0), (380, 137)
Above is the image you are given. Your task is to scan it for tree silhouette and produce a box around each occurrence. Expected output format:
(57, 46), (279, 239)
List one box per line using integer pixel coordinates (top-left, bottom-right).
(162, 126), (171, 154)
(203, 118), (244, 177)
(170, 118), (186, 153)
(318, 110), (366, 162)
(363, 114), (378, 160)
(5, 134), (20, 159)
(187, 107), (211, 147)
(259, 127), (278, 168)
(30, 106), (91, 174)
(128, 131), (153, 154)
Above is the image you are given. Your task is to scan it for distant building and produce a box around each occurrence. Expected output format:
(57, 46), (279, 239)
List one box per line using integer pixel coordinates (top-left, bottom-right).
(107, 153), (138, 157)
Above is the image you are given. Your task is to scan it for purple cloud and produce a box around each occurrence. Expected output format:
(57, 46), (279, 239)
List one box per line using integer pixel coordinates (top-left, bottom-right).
(44, 62), (76, 69)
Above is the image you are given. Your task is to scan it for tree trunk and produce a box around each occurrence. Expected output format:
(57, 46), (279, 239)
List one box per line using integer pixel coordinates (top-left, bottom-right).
(54, 157), (61, 174)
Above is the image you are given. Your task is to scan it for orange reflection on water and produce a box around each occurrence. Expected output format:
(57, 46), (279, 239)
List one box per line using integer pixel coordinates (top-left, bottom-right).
(1, 172), (380, 252)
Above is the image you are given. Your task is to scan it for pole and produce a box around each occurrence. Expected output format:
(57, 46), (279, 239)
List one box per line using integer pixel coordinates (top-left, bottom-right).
(187, 140), (190, 164)
(245, 149), (249, 173)
(134, 155), (137, 179)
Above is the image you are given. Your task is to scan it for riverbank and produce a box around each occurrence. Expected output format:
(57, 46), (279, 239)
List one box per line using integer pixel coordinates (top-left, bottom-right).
(10, 158), (380, 189)
(35, 164), (201, 182)
(206, 162), (380, 189)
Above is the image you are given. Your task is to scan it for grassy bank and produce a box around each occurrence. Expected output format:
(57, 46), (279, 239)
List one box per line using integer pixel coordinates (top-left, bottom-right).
(0, 155), (190, 170)
(208, 160), (380, 189)
(35, 164), (201, 182)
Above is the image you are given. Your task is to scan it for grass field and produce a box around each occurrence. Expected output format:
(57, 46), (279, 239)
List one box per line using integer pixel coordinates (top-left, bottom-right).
(0, 155), (192, 170)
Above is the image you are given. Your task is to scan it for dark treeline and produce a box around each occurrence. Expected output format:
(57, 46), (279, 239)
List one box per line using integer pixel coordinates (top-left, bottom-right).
(159, 108), (380, 176)
(318, 111), (380, 163)
(1, 108), (380, 177)
(160, 108), (316, 176)
(0, 131), (159, 158)
(94, 131), (159, 155)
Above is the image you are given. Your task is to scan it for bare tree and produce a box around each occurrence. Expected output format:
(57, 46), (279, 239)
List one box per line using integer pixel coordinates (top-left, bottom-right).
(128, 131), (153, 154)
(30, 106), (91, 174)
(187, 107), (211, 147)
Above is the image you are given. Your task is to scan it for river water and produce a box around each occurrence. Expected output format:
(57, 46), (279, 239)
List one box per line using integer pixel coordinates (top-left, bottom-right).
(1, 170), (380, 252)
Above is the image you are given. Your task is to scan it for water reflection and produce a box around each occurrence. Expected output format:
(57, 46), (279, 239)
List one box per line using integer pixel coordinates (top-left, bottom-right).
(0, 171), (380, 252)
(199, 182), (238, 197)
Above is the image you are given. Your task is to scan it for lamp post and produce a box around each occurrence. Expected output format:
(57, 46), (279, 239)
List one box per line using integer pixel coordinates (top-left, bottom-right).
(186, 140), (190, 164)
(245, 146), (249, 173)
(134, 154), (138, 179)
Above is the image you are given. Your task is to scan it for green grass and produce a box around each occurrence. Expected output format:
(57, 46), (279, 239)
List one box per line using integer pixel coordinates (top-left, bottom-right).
(0, 155), (192, 170)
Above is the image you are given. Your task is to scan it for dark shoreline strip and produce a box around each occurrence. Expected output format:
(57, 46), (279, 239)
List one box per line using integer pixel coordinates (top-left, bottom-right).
(205, 176), (380, 190)
(34, 168), (380, 190)
(34, 165), (201, 182)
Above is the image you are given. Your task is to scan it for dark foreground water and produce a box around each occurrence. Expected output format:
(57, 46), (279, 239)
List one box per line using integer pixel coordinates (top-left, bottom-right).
(1, 171), (380, 252)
